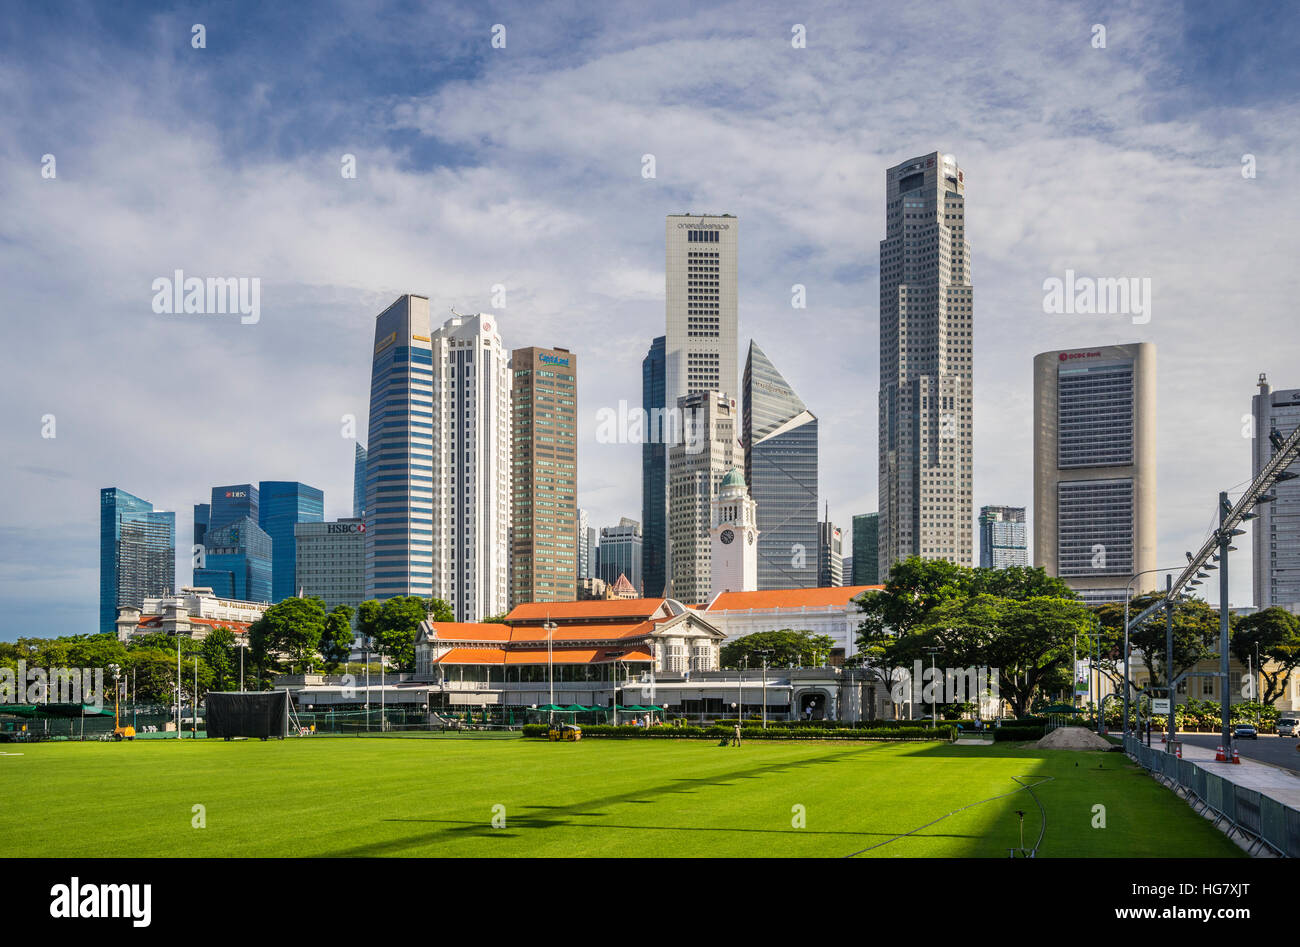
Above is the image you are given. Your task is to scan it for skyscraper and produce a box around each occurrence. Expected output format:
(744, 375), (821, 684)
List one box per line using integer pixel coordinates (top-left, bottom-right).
(259, 480), (324, 602)
(510, 345), (578, 606)
(641, 335), (667, 598)
(364, 294), (435, 602)
(193, 503), (210, 549)
(295, 518), (366, 620)
(576, 509), (593, 580)
(209, 484), (258, 532)
(665, 215), (739, 407)
(744, 340), (819, 589)
(878, 152), (974, 570)
(100, 488), (175, 633)
(668, 390), (739, 605)
(431, 310), (512, 621)
(978, 505), (1028, 569)
(818, 516), (843, 588)
(1033, 343), (1157, 604)
(195, 516), (273, 602)
(353, 442), (367, 519)
(851, 513), (879, 584)
(597, 518), (643, 593)
(1252, 374), (1300, 608)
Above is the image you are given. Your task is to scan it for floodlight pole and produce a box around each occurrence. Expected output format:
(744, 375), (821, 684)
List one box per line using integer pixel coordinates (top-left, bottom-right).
(1218, 492), (1232, 753)
(544, 618), (556, 726)
(1165, 573), (1176, 750)
(176, 635), (181, 739)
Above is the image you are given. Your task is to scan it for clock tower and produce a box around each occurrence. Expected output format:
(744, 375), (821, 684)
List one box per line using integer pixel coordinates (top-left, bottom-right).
(710, 466), (759, 599)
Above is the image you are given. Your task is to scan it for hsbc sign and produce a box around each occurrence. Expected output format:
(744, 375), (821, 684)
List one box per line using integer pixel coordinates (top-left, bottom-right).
(327, 522), (364, 534)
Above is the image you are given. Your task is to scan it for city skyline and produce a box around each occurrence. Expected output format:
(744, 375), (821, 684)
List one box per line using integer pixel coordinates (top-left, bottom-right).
(6, 2), (1300, 638)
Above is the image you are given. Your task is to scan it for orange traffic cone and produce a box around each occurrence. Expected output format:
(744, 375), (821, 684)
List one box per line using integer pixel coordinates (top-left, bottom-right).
(1176, 744), (1182, 759)
(1215, 745), (1226, 761)
(1231, 747), (1241, 764)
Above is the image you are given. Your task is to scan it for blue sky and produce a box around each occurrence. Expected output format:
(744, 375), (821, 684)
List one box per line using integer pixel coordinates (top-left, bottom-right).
(2, 0), (1298, 639)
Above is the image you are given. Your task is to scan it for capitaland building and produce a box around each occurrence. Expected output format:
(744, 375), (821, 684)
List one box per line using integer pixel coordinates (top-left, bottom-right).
(1033, 343), (1157, 603)
(99, 487), (175, 634)
(878, 151), (974, 570)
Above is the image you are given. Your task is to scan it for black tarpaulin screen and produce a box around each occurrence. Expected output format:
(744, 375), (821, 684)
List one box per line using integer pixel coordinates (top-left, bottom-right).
(206, 691), (290, 738)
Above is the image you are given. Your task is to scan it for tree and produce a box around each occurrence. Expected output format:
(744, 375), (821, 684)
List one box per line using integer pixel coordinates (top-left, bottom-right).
(368, 597), (450, 670)
(720, 630), (836, 669)
(979, 597), (1093, 718)
(320, 605), (356, 672)
(1232, 608), (1300, 704)
(1093, 595), (1221, 693)
(199, 628), (237, 691)
(249, 597), (328, 675)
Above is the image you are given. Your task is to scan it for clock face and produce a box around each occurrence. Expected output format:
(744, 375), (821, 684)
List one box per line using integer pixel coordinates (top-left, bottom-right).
(720, 528), (734, 545)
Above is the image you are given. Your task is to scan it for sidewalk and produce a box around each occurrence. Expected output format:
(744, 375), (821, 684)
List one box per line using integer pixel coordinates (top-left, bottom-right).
(1166, 739), (1300, 808)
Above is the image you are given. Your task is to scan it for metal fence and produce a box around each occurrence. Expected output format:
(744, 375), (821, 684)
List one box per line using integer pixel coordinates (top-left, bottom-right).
(1125, 735), (1297, 857)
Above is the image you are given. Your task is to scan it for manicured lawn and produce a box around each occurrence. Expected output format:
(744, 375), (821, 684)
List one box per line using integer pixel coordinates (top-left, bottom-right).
(0, 737), (1241, 857)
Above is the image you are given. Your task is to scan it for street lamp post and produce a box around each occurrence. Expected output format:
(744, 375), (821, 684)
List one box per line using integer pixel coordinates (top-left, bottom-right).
(1122, 565), (1185, 735)
(544, 619), (557, 725)
(752, 650), (773, 728)
(1218, 491), (1233, 753)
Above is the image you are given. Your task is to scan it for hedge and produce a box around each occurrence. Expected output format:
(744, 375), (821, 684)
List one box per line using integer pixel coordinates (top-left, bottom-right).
(992, 725), (1047, 742)
(521, 723), (955, 741)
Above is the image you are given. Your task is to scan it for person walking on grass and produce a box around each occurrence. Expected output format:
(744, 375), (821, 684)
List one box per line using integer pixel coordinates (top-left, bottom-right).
(732, 722), (742, 747)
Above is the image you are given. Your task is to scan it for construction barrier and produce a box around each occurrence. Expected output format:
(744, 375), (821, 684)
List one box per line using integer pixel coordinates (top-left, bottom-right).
(1125, 734), (1296, 857)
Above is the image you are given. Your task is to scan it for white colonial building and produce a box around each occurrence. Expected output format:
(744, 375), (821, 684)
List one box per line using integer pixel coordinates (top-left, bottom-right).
(700, 585), (881, 663)
(115, 586), (266, 642)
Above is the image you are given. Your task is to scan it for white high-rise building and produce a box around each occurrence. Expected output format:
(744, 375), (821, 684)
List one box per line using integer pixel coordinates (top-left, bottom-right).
(1252, 374), (1300, 609)
(878, 152), (974, 570)
(365, 295), (435, 601)
(665, 214), (739, 591)
(710, 467), (759, 598)
(431, 311), (512, 621)
(668, 390), (739, 606)
(665, 214), (739, 408)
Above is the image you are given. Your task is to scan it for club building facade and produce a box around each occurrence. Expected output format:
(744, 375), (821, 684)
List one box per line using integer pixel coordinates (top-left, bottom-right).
(287, 590), (894, 721)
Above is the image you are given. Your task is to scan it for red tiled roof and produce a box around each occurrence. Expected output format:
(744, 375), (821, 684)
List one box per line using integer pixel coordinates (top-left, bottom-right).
(505, 598), (667, 622)
(432, 647), (506, 665)
(508, 620), (656, 643)
(705, 586), (882, 612)
(432, 647), (655, 665)
(426, 622), (512, 642)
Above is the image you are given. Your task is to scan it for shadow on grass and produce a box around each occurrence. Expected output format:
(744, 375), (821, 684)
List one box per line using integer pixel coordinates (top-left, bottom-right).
(329, 743), (897, 856)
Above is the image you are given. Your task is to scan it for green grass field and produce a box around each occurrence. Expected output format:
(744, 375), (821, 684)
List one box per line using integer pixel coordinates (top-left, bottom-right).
(0, 737), (1241, 857)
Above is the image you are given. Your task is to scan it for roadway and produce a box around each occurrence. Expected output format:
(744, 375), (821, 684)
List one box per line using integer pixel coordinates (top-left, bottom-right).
(1175, 732), (1300, 775)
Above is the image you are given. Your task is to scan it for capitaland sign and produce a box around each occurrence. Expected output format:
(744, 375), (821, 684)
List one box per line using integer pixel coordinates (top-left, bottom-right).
(540, 354), (570, 366)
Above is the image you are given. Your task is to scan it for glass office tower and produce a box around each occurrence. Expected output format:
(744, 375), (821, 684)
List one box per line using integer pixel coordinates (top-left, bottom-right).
(852, 513), (879, 584)
(597, 518), (643, 592)
(100, 487), (176, 633)
(194, 516), (273, 602)
(744, 341), (819, 589)
(353, 443), (367, 519)
(259, 480), (324, 602)
(641, 336), (667, 598)
(208, 484), (258, 532)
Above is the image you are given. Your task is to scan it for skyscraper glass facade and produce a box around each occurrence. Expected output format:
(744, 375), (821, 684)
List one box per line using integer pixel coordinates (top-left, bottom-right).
(209, 484), (258, 532)
(259, 480), (324, 602)
(597, 518), (642, 592)
(744, 341), (818, 589)
(100, 487), (175, 633)
(641, 336), (667, 597)
(365, 295), (435, 602)
(353, 443), (367, 519)
(195, 515), (273, 602)
(978, 505), (1028, 569)
(852, 513), (880, 584)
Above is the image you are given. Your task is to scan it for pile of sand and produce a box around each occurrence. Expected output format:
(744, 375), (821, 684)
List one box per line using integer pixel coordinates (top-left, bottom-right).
(1034, 727), (1113, 751)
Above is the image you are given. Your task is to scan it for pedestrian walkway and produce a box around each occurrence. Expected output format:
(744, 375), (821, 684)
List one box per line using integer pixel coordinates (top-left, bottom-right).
(1162, 738), (1300, 808)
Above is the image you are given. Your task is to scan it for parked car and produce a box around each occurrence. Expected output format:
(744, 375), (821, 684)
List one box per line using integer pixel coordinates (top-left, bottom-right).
(1277, 718), (1299, 737)
(1233, 724), (1258, 740)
